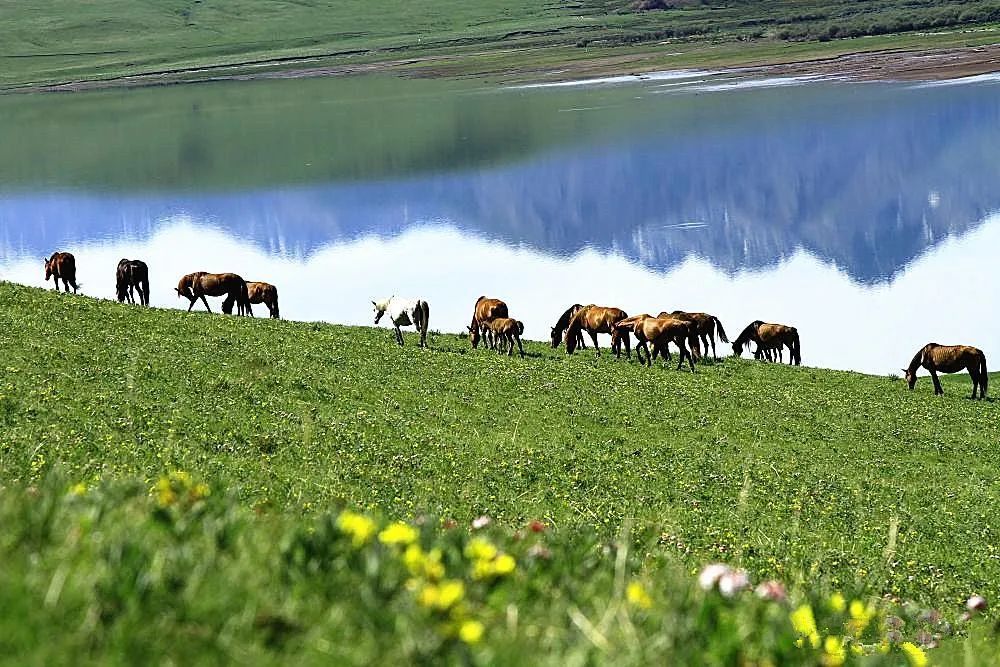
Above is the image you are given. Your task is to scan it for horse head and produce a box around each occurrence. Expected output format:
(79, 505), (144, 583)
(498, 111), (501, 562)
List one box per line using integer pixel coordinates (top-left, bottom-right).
(903, 368), (917, 389)
(468, 325), (481, 348)
(373, 299), (388, 324)
(44, 257), (53, 281)
(732, 341), (744, 357)
(550, 326), (562, 348)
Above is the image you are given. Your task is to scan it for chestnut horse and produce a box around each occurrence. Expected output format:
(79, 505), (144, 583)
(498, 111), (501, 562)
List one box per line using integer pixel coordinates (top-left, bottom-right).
(623, 315), (698, 371)
(732, 320), (801, 365)
(489, 317), (526, 358)
(176, 272), (251, 315)
(550, 304), (588, 350)
(468, 296), (508, 349)
(44, 252), (79, 293)
(904, 343), (987, 398)
(662, 311), (728, 360)
(246, 281), (280, 319)
(116, 259), (150, 306)
(565, 305), (630, 357)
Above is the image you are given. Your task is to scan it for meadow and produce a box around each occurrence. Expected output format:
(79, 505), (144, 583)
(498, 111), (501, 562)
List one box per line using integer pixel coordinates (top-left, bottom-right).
(2, 0), (999, 89)
(3, 281), (1000, 663)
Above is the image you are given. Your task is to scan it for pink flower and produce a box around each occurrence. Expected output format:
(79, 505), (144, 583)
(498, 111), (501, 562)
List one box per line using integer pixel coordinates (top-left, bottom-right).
(754, 580), (787, 602)
(698, 563), (730, 591)
(966, 595), (988, 613)
(718, 569), (750, 598)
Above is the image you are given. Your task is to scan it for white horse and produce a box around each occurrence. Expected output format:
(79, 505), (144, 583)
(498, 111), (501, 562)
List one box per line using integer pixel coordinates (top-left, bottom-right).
(372, 297), (430, 347)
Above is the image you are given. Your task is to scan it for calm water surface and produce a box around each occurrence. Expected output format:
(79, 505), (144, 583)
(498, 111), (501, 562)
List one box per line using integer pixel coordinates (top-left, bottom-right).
(1, 72), (999, 374)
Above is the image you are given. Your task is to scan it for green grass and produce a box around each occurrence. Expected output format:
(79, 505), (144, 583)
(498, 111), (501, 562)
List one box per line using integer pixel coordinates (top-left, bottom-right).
(3, 281), (1000, 662)
(1, 0), (998, 89)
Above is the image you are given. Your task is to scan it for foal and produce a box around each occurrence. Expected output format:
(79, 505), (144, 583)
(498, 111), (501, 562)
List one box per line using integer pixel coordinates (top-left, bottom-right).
(489, 318), (526, 358)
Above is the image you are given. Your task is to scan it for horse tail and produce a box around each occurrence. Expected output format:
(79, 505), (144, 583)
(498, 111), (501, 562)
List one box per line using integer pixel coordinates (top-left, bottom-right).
(791, 330), (802, 366)
(713, 316), (729, 343)
(980, 351), (988, 397)
(421, 300), (430, 337)
(241, 279), (251, 316)
(272, 287), (280, 319)
(141, 275), (151, 306)
(516, 320), (524, 336)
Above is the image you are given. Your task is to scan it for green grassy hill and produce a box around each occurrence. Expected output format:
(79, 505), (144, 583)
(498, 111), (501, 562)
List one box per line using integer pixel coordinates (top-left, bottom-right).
(2, 0), (999, 89)
(2, 281), (1000, 662)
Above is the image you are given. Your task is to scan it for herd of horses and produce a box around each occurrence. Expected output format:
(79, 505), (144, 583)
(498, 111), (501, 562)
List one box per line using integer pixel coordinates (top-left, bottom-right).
(43, 251), (988, 399)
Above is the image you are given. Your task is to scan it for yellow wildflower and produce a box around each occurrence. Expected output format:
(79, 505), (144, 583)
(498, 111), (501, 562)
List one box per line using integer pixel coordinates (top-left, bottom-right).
(900, 642), (928, 667)
(822, 636), (846, 667)
(154, 477), (176, 507)
(459, 619), (484, 644)
(379, 521), (418, 546)
(403, 544), (445, 580)
(465, 537), (498, 561)
(69, 482), (87, 497)
(418, 579), (465, 611)
(790, 604), (821, 648)
(337, 510), (377, 547)
(626, 582), (653, 609)
(493, 553), (516, 576)
(847, 600), (874, 635)
(828, 592), (847, 613)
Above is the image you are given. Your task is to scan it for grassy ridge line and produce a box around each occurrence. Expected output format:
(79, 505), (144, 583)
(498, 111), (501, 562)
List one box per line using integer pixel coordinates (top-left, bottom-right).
(2, 0), (999, 89)
(2, 280), (1000, 614)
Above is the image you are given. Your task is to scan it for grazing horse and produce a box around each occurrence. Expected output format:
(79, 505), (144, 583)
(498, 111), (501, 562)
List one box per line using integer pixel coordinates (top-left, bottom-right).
(373, 297), (430, 347)
(116, 259), (150, 306)
(565, 305), (630, 357)
(44, 252), (79, 293)
(246, 281), (280, 319)
(489, 317), (526, 358)
(624, 315), (697, 371)
(662, 311), (728, 360)
(550, 304), (587, 350)
(732, 320), (801, 365)
(468, 296), (508, 349)
(904, 343), (987, 398)
(176, 272), (251, 315)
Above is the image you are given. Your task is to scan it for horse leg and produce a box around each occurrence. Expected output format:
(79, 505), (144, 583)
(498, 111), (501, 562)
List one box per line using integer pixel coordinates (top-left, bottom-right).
(929, 368), (944, 395)
(200, 295), (212, 313)
(63, 277), (70, 293)
(624, 333), (631, 360)
(578, 332), (587, 349)
(394, 325), (404, 347)
(590, 330), (600, 357)
(709, 333), (717, 360)
(516, 334), (525, 358)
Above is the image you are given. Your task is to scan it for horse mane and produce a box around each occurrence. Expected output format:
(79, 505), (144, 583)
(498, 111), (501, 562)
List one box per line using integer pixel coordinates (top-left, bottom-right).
(734, 322), (759, 345)
(906, 345), (928, 374)
(373, 297), (391, 311)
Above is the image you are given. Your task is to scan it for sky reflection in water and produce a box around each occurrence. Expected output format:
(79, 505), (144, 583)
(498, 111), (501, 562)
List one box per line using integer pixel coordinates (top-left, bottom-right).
(1, 73), (999, 375)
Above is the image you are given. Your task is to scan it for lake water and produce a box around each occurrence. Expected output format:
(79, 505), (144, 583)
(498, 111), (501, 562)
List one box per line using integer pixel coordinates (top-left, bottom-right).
(1, 71), (999, 374)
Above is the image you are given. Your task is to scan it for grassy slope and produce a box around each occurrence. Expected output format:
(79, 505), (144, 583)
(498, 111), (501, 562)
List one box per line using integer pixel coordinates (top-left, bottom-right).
(4, 281), (1000, 599)
(4, 281), (1000, 662)
(1, 0), (999, 89)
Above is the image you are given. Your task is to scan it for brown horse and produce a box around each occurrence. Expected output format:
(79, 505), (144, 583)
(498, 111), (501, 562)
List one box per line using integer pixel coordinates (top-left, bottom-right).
(631, 315), (698, 371)
(904, 343), (987, 398)
(176, 272), (251, 315)
(116, 258), (150, 306)
(489, 318), (526, 358)
(468, 296), (508, 349)
(550, 304), (587, 350)
(662, 311), (728, 360)
(44, 252), (79, 293)
(245, 281), (280, 319)
(565, 305), (630, 357)
(732, 320), (801, 365)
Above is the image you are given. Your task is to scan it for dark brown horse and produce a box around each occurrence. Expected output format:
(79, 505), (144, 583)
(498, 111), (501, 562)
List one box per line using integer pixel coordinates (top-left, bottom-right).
(565, 305), (630, 357)
(550, 304), (588, 350)
(468, 296), (508, 349)
(489, 318), (526, 358)
(732, 320), (801, 365)
(662, 311), (728, 360)
(116, 258), (150, 306)
(44, 252), (79, 293)
(904, 343), (987, 398)
(245, 281), (280, 319)
(176, 272), (251, 315)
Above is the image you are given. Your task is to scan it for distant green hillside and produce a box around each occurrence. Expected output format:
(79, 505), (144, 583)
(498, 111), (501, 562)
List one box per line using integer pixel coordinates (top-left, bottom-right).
(2, 0), (999, 89)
